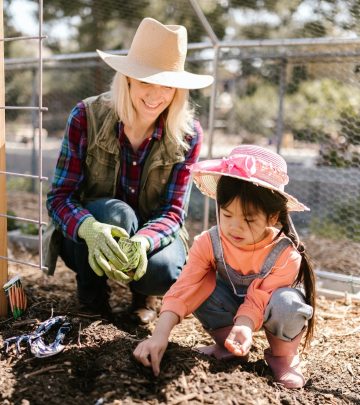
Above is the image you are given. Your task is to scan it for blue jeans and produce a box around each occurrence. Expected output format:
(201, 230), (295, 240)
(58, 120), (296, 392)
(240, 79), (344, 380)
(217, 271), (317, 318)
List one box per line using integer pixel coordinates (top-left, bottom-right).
(194, 278), (313, 341)
(60, 198), (186, 304)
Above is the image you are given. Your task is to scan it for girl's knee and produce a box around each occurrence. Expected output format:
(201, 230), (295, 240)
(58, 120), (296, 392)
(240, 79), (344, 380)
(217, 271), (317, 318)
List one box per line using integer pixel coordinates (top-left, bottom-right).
(264, 287), (313, 340)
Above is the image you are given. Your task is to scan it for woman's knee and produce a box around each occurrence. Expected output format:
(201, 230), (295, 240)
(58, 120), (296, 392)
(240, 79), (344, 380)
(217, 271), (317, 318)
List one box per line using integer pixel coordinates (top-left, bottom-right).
(264, 287), (313, 340)
(85, 198), (138, 234)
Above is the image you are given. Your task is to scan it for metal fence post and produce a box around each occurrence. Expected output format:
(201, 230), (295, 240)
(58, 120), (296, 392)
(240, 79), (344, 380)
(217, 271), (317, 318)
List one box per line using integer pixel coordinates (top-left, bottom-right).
(276, 59), (287, 153)
(31, 68), (38, 193)
(0, 0), (8, 318)
(188, 0), (220, 230)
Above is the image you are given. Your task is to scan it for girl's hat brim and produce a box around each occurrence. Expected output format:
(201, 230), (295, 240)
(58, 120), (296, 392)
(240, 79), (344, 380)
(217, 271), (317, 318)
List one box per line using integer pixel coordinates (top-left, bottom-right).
(97, 50), (214, 90)
(190, 159), (310, 212)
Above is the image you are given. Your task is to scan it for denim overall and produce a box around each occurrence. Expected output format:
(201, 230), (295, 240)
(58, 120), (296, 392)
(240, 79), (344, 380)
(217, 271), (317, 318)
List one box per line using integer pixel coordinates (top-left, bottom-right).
(194, 226), (313, 341)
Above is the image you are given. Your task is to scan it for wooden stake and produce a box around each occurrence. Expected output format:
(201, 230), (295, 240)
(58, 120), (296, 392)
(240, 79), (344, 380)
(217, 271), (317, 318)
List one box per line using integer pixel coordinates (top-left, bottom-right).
(0, 0), (9, 318)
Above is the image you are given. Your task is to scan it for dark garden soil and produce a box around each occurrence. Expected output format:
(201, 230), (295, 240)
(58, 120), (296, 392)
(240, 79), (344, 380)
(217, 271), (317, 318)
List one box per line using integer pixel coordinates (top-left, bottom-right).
(0, 192), (359, 405)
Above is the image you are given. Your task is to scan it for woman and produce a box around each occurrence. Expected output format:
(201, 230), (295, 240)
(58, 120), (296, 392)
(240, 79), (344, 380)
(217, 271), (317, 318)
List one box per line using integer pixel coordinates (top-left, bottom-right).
(43, 17), (213, 323)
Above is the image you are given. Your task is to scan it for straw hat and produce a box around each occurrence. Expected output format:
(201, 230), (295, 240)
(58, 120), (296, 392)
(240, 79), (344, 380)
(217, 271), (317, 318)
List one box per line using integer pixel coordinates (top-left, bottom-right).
(190, 145), (309, 212)
(97, 17), (214, 90)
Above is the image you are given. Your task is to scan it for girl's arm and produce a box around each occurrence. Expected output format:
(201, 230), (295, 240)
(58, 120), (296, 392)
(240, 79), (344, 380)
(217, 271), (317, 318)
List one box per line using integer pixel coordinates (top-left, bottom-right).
(133, 311), (180, 376)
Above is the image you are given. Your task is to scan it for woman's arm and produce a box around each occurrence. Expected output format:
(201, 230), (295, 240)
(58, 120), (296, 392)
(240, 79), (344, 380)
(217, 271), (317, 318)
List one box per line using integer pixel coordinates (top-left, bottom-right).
(133, 311), (179, 376)
(46, 103), (92, 241)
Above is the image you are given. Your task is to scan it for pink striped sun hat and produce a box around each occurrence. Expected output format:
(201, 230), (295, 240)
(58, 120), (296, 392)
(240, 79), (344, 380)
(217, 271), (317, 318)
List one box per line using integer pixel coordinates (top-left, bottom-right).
(190, 145), (309, 212)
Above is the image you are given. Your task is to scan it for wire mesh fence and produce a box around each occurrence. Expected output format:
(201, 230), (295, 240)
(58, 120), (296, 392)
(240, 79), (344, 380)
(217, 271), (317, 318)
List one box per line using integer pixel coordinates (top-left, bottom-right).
(3, 0), (360, 277)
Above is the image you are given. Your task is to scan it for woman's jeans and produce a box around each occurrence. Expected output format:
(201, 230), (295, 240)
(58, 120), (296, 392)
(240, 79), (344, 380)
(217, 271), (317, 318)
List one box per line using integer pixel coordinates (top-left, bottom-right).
(194, 278), (313, 341)
(60, 198), (187, 305)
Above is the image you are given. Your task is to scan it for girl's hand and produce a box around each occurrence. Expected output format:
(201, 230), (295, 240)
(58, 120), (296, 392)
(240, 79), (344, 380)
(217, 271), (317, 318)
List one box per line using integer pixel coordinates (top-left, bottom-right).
(134, 311), (179, 376)
(224, 316), (254, 357)
(133, 334), (169, 376)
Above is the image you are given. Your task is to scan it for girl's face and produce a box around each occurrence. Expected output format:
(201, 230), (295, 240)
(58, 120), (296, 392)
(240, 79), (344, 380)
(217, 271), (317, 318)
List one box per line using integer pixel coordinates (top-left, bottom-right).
(128, 78), (176, 123)
(219, 197), (278, 247)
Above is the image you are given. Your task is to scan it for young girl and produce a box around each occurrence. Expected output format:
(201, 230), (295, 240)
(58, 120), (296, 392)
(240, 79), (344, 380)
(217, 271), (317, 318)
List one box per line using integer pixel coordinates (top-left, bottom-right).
(133, 145), (316, 389)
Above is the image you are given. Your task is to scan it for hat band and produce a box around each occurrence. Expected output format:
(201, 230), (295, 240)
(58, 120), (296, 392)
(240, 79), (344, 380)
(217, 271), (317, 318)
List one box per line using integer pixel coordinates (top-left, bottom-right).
(219, 154), (289, 189)
(220, 155), (256, 179)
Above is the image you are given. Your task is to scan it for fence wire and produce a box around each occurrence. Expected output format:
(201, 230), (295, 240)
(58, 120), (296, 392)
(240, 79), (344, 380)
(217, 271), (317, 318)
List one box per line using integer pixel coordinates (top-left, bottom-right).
(1, 0), (46, 271)
(3, 0), (360, 275)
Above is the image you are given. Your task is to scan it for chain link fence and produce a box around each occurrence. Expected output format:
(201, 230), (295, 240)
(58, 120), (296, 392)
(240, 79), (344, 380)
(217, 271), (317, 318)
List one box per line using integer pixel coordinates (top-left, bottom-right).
(4, 0), (360, 273)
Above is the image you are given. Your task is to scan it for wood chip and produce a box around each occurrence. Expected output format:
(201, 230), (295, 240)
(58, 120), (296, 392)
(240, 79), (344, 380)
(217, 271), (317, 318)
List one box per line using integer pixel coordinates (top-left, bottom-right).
(168, 393), (199, 404)
(346, 363), (354, 376)
(24, 365), (62, 379)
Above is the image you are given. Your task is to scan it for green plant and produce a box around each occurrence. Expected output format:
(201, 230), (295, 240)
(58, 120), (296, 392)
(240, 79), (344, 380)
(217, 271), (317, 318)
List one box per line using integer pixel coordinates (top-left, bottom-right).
(19, 223), (39, 236)
(6, 209), (18, 231)
(310, 196), (360, 242)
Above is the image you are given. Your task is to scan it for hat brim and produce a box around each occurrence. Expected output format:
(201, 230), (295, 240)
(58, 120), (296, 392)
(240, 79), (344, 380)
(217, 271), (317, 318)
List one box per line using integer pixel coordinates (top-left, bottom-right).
(191, 161), (309, 212)
(97, 50), (214, 90)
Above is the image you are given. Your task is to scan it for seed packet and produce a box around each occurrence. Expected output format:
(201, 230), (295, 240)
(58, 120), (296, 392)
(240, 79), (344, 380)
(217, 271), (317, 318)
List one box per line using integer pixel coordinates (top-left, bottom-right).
(3, 275), (27, 319)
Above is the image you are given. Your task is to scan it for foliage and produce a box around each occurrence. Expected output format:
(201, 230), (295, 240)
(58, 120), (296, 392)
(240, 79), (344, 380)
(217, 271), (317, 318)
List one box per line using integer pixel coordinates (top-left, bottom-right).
(6, 209), (18, 231)
(230, 83), (278, 138)
(6, 209), (39, 235)
(20, 222), (39, 235)
(285, 77), (360, 168)
(7, 177), (34, 192)
(310, 196), (360, 242)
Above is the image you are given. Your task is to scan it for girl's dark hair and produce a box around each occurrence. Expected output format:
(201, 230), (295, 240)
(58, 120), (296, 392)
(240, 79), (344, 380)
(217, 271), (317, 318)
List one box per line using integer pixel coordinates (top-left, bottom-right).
(217, 176), (316, 347)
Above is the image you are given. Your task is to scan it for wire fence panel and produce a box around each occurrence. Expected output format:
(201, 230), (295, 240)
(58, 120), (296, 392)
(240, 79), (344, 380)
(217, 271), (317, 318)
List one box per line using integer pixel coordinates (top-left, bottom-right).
(3, 0), (360, 276)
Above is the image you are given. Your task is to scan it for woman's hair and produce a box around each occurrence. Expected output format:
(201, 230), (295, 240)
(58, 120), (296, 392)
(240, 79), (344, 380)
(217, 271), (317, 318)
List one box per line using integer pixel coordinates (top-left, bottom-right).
(110, 72), (195, 150)
(217, 176), (316, 348)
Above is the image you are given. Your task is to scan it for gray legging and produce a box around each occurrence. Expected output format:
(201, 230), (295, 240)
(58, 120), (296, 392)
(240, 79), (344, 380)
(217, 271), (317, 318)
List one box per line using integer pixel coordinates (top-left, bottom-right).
(194, 279), (313, 341)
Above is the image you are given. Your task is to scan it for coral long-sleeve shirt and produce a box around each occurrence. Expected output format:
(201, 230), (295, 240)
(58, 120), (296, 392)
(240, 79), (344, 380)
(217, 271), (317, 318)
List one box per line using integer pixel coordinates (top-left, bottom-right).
(161, 227), (301, 330)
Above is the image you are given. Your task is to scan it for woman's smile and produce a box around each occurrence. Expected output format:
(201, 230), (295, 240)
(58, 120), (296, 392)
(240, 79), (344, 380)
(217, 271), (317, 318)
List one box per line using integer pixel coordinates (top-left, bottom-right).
(143, 100), (162, 110)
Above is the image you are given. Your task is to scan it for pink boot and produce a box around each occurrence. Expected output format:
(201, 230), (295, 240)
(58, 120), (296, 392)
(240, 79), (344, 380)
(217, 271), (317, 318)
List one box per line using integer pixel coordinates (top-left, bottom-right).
(264, 329), (305, 389)
(196, 326), (248, 361)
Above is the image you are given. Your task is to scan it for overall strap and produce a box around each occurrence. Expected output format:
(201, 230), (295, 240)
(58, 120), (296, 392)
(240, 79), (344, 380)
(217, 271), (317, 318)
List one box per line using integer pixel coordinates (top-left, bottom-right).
(260, 237), (293, 278)
(208, 226), (222, 261)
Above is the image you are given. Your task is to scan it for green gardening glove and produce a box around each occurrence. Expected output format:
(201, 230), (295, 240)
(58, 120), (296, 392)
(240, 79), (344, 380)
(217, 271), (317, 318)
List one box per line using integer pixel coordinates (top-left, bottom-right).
(78, 217), (130, 277)
(129, 235), (150, 281)
(107, 238), (142, 284)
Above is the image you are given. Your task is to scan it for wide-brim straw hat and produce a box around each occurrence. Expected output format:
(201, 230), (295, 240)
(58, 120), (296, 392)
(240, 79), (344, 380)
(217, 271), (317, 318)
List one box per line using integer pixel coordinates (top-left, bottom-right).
(97, 17), (214, 90)
(190, 145), (309, 212)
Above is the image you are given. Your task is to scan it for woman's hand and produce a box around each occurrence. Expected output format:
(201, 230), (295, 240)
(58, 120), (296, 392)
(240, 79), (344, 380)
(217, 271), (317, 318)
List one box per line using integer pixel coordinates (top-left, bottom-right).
(133, 334), (168, 376)
(224, 316), (254, 357)
(130, 235), (150, 281)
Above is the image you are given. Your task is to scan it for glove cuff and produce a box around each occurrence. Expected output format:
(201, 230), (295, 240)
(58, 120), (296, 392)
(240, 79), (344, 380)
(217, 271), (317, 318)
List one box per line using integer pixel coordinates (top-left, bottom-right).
(78, 216), (96, 239)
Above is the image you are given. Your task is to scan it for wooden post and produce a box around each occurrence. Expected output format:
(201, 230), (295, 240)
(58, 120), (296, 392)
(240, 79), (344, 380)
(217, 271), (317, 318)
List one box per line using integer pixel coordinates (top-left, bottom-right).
(0, 0), (8, 318)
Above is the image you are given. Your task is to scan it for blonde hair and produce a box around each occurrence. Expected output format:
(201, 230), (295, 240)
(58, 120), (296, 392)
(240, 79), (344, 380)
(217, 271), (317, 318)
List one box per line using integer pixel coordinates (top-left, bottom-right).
(110, 72), (195, 150)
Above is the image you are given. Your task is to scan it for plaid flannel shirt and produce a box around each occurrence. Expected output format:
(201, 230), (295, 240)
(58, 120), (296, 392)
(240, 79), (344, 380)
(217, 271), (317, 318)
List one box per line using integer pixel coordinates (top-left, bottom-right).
(47, 102), (203, 252)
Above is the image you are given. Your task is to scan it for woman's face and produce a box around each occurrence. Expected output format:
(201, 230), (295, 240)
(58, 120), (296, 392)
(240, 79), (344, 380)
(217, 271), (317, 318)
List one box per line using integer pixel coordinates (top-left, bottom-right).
(128, 78), (176, 122)
(219, 197), (278, 247)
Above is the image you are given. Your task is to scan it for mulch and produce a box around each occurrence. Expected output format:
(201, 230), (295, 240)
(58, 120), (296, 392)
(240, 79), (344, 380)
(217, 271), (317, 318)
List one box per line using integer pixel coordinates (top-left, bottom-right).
(1, 192), (360, 404)
(0, 247), (359, 405)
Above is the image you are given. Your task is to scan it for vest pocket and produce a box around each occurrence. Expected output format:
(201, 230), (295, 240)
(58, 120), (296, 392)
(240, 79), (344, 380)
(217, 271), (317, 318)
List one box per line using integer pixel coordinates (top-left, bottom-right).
(84, 153), (116, 197)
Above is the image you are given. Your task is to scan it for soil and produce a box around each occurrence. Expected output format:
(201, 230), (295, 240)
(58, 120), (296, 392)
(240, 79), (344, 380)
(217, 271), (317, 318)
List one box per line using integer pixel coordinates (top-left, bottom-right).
(0, 192), (359, 405)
